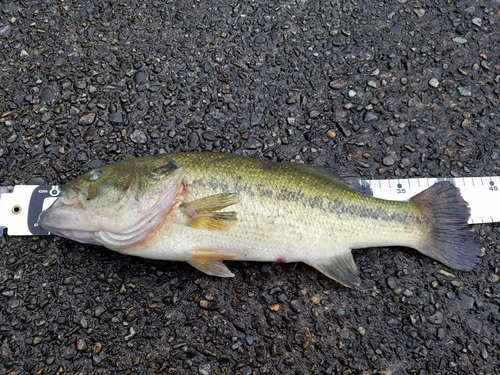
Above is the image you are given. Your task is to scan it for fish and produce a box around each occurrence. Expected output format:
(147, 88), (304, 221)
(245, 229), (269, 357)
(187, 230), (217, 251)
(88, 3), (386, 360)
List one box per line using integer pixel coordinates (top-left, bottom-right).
(38, 152), (481, 288)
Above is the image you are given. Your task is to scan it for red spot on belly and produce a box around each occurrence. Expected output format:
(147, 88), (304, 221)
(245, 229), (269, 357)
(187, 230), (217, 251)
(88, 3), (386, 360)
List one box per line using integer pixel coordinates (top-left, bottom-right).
(277, 257), (286, 263)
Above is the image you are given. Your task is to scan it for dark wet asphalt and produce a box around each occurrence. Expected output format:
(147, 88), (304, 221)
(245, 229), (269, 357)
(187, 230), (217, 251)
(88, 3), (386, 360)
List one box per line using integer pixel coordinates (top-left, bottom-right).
(1, 1), (500, 374)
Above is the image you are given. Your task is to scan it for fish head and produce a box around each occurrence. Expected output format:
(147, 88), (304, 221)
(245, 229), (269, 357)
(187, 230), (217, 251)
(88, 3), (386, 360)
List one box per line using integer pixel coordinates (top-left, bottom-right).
(38, 156), (185, 247)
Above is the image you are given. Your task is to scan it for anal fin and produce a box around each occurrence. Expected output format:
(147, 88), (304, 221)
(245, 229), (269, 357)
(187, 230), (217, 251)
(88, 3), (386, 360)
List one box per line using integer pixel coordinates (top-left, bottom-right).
(308, 249), (360, 288)
(187, 249), (237, 277)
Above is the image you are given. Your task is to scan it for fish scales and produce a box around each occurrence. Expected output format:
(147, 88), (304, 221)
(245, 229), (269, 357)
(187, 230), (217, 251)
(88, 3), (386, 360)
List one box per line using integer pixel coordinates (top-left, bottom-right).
(38, 152), (481, 287)
(150, 153), (424, 257)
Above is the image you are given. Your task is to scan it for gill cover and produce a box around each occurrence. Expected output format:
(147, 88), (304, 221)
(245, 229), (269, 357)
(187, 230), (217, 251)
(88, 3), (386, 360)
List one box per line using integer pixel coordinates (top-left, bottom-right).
(38, 156), (185, 250)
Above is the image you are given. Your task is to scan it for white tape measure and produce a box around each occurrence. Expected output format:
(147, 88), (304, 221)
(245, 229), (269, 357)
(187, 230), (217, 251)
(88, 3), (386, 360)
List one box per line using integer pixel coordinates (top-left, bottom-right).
(353, 176), (500, 224)
(1, 177), (499, 236)
(0, 185), (61, 236)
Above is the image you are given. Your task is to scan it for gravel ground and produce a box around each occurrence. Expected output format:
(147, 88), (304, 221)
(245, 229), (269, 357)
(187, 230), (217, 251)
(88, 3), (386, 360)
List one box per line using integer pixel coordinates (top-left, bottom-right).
(1, 0), (500, 374)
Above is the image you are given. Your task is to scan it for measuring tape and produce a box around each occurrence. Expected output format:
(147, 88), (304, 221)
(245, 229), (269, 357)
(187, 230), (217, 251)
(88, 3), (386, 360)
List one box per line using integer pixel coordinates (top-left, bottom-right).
(1, 177), (499, 236)
(353, 176), (500, 225)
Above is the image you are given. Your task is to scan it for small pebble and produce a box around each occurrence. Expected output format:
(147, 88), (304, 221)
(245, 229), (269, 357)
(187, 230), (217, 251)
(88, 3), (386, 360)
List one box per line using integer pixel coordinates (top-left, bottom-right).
(308, 110), (320, 119)
(130, 129), (147, 144)
(134, 70), (148, 84)
(92, 342), (102, 354)
(109, 112), (124, 124)
(45, 355), (55, 365)
(437, 327), (446, 340)
(188, 131), (199, 148)
(124, 326), (136, 341)
(329, 79), (348, 90)
(429, 78), (439, 88)
(0, 25), (12, 38)
(427, 311), (444, 325)
(289, 300), (301, 313)
(382, 156), (395, 166)
(250, 114), (263, 126)
(199, 364), (211, 375)
(459, 293), (475, 310)
(75, 80), (87, 89)
(79, 113), (96, 125)
(39, 87), (54, 102)
(295, 327), (312, 349)
(487, 273), (499, 283)
(363, 111), (379, 123)
(413, 8), (425, 18)
(94, 306), (105, 317)
(467, 316), (483, 334)
(452, 37), (467, 44)
(384, 136), (394, 145)
(458, 87), (472, 96)
(233, 321), (246, 333)
(6, 133), (17, 143)
(92, 354), (102, 365)
(76, 338), (86, 351)
(326, 129), (336, 139)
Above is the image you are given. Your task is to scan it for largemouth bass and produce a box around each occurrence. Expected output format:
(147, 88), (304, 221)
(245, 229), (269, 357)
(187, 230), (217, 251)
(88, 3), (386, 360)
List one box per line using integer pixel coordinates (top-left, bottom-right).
(38, 152), (481, 287)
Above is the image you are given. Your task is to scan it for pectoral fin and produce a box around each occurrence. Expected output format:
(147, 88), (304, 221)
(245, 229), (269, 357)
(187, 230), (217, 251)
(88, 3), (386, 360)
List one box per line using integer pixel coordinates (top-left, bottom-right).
(181, 193), (240, 231)
(187, 212), (237, 231)
(308, 250), (360, 288)
(182, 193), (240, 213)
(187, 249), (237, 277)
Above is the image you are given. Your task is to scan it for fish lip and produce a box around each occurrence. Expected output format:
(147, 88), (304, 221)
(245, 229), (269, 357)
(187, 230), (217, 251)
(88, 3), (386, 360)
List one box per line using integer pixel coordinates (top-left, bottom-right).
(38, 195), (80, 232)
(53, 195), (79, 208)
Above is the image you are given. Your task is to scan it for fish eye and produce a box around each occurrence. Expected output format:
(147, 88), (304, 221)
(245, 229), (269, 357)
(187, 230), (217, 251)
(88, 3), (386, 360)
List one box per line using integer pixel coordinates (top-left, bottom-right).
(88, 169), (105, 181)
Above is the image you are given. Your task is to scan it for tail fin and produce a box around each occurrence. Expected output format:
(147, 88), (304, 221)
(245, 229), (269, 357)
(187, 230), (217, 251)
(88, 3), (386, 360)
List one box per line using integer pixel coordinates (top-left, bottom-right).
(411, 181), (481, 271)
